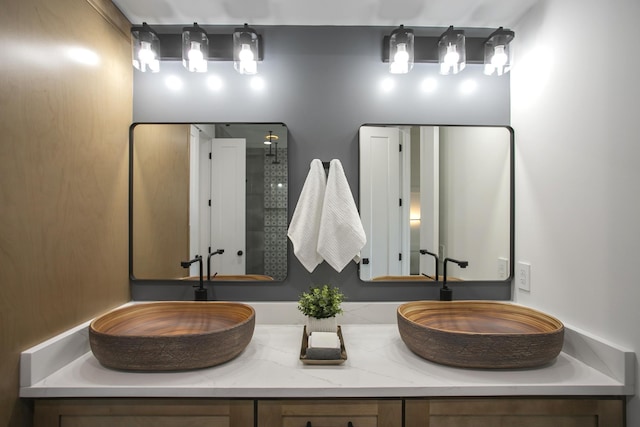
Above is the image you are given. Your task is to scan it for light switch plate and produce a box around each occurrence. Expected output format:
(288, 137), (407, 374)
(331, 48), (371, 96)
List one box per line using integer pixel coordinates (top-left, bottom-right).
(497, 257), (509, 280)
(517, 262), (531, 291)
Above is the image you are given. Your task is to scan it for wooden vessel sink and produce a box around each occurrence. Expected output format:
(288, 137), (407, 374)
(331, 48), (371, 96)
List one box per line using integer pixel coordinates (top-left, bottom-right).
(397, 301), (564, 369)
(89, 301), (255, 371)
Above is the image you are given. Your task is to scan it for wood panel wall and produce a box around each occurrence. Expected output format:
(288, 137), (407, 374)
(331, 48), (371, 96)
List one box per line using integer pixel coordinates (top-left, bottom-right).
(132, 124), (190, 278)
(0, 0), (132, 425)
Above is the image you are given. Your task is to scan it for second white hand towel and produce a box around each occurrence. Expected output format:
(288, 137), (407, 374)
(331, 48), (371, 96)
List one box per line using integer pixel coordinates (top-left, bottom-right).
(287, 159), (326, 272)
(317, 159), (366, 272)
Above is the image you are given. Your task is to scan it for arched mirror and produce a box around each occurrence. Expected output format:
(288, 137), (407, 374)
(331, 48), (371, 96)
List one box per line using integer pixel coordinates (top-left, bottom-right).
(130, 122), (288, 282)
(359, 125), (513, 282)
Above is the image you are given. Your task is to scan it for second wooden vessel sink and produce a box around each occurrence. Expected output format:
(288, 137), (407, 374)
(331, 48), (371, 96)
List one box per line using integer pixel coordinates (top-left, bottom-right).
(89, 301), (255, 371)
(397, 301), (564, 369)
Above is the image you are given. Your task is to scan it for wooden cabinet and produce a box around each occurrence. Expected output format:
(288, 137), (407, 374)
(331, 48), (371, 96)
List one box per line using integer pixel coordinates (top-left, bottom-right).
(257, 399), (403, 427)
(34, 399), (254, 427)
(405, 398), (625, 427)
(33, 397), (625, 427)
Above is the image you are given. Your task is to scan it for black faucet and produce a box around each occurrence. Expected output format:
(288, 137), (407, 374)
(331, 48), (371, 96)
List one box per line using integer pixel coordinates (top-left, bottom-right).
(441, 257), (469, 301)
(419, 249), (439, 281)
(180, 256), (206, 301)
(207, 249), (224, 281)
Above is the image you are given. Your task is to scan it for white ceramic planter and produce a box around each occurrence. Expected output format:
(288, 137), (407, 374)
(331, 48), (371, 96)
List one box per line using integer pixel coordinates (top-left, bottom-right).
(306, 316), (338, 334)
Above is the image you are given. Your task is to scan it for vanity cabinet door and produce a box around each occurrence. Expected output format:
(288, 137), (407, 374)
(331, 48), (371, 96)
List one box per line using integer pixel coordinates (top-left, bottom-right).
(34, 399), (254, 427)
(405, 398), (624, 427)
(257, 399), (402, 427)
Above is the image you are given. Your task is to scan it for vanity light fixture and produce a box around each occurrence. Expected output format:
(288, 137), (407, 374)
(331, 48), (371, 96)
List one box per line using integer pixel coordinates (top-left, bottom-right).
(483, 27), (515, 76)
(233, 24), (259, 75)
(438, 26), (466, 75)
(182, 23), (208, 72)
(388, 25), (414, 74)
(131, 22), (160, 73)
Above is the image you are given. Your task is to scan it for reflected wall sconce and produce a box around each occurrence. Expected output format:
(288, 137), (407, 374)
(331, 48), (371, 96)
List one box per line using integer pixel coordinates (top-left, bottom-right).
(264, 131), (278, 157)
(233, 24), (259, 75)
(388, 25), (414, 74)
(182, 23), (208, 72)
(483, 27), (515, 76)
(438, 26), (466, 75)
(131, 22), (160, 73)
(130, 23), (263, 74)
(382, 26), (514, 76)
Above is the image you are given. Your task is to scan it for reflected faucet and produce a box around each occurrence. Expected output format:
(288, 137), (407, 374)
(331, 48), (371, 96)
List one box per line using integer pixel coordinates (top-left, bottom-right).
(441, 257), (469, 301)
(207, 249), (224, 281)
(419, 249), (439, 281)
(180, 256), (206, 301)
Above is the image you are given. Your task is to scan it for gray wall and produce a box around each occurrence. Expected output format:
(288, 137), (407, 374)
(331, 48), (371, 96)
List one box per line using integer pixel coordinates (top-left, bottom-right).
(131, 26), (511, 302)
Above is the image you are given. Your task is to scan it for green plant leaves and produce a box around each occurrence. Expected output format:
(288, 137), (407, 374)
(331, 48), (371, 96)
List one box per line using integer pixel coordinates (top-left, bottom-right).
(297, 285), (345, 319)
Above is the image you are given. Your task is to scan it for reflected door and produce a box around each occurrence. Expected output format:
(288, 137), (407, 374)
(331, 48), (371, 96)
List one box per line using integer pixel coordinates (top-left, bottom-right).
(359, 126), (402, 280)
(200, 138), (247, 275)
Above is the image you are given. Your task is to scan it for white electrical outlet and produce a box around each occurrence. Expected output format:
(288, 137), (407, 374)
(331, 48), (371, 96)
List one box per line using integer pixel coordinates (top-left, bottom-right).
(517, 262), (531, 291)
(497, 258), (509, 280)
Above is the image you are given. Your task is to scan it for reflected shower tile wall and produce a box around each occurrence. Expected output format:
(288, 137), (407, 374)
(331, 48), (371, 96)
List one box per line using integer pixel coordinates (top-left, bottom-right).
(264, 148), (288, 280)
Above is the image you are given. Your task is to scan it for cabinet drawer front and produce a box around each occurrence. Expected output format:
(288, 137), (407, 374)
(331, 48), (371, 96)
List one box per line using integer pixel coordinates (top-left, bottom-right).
(430, 415), (596, 427)
(61, 415), (229, 427)
(283, 416), (377, 427)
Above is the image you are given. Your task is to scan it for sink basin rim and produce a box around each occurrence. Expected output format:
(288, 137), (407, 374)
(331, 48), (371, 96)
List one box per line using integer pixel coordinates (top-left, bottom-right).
(89, 301), (256, 338)
(398, 300), (564, 336)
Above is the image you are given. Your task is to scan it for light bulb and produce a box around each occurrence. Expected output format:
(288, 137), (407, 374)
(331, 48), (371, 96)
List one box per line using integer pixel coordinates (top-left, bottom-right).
(188, 41), (203, 62)
(444, 44), (459, 66)
(138, 41), (155, 63)
(394, 43), (409, 64)
(491, 45), (508, 67)
(239, 44), (254, 62)
(390, 43), (410, 74)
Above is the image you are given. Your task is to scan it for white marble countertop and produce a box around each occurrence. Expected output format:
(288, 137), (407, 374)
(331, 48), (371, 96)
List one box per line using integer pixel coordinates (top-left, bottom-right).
(20, 302), (635, 399)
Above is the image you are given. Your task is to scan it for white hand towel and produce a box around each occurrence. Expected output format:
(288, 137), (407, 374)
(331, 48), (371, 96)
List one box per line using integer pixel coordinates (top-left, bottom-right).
(287, 159), (326, 272)
(317, 159), (367, 272)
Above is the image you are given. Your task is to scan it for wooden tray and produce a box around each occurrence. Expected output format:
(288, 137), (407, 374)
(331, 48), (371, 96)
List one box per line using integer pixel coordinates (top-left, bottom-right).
(300, 326), (348, 365)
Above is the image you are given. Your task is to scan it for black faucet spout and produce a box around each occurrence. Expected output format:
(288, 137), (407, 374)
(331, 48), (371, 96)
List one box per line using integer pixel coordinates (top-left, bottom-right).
(442, 257), (469, 301)
(419, 249), (439, 281)
(207, 249), (225, 281)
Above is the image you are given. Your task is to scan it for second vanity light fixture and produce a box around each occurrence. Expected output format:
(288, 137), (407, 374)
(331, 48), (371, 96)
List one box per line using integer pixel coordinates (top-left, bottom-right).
(130, 23), (263, 74)
(383, 25), (514, 76)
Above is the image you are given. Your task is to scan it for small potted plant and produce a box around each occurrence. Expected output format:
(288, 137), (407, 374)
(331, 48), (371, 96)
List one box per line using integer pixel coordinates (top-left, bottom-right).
(298, 284), (345, 334)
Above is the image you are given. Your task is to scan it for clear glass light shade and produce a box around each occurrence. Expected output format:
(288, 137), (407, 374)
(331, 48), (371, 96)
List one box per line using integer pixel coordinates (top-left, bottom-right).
(389, 26), (414, 74)
(484, 28), (514, 76)
(131, 24), (160, 73)
(182, 24), (208, 73)
(233, 25), (259, 75)
(438, 27), (466, 75)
